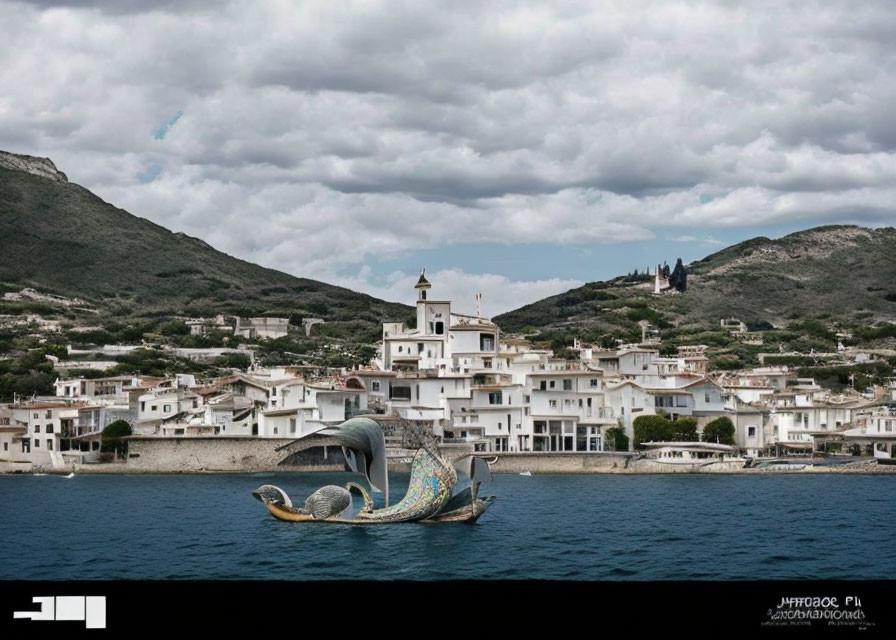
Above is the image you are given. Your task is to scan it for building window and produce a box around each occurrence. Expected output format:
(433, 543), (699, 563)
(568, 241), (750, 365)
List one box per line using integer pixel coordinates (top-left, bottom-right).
(163, 404), (172, 413)
(480, 334), (495, 351)
(748, 426), (756, 437)
(272, 387), (277, 396)
(590, 379), (598, 387)
(33, 413), (39, 419)
(704, 391), (711, 403)
(418, 343), (424, 353)
(563, 379), (572, 391)
(398, 346), (403, 353)
(45, 410), (52, 419)
(47, 424), (54, 433)
(488, 392), (502, 405)
(539, 381), (546, 391)
(47, 439), (53, 450)
(390, 386), (412, 401)
(3, 442), (7, 451)
(549, 381), (555, 389)
(435, 321), (444, 335)
(151, 405), (158, 412)
(273, 427), (278, 435)
(34, 438), (40, 447)
(141, 401), (146, 412)
(371, 381), (380, 392)
(35, 425), (41, 433)
(549, 400), (557, 408)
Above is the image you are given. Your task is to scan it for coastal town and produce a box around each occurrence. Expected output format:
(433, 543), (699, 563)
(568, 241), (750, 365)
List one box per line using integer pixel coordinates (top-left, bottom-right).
(2, 272), (895, 475)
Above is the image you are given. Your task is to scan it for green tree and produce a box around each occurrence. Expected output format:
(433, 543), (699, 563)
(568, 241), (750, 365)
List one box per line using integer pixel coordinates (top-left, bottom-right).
(633, 414), (672, 448)
(702, 417), (736, 445)
(672, 417), (698, 441)
(101, 420), (132, 456)
(605, 426), (630, 452)
(554, 347), (579, 360)
(159, 320), (190, 337)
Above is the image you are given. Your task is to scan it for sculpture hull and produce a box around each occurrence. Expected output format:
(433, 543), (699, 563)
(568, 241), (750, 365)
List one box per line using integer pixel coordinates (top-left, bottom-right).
(263, 497), (495, 524)
(253, 419), (495, 525)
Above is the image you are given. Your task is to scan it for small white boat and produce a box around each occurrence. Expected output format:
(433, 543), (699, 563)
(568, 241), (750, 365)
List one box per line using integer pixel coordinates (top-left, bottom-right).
(519, 470), (532, 476)
(633, 442), (747, 472)
(64, 472), (75, 478)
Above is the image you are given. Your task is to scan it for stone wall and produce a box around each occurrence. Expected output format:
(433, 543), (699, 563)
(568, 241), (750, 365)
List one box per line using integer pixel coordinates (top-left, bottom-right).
(124, 436), (346, 473)
(105, 438), (638, 474)
(486, 452), (635, 474)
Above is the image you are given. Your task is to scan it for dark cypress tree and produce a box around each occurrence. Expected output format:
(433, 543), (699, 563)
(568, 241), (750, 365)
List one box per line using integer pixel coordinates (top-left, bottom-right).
(668, 258), (687, 292)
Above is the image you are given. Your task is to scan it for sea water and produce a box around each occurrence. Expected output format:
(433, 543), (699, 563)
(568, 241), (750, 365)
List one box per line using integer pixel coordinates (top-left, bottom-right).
(1, 472), (894, 580)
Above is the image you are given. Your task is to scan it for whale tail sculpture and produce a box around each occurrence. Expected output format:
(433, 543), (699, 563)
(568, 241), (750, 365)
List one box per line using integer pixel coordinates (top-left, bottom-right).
(252, 417), (496, 524)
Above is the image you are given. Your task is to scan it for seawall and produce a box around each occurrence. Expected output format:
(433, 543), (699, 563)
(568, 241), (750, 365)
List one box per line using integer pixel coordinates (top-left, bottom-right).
(32, 437), (896, 474)
(120, 435), (347, 473)
(482, 452), (634, 474)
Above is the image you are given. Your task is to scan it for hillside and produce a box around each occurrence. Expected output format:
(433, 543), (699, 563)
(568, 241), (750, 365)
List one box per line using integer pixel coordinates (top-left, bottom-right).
(496, 225), (896, 346)
(0, 151), (410, 333)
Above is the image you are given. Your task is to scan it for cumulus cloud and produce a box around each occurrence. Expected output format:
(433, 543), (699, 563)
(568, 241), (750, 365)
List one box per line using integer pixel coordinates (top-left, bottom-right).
(333, 267), (585, 320)
(671, 235), (725, 246)
(1, 1), (895, 313)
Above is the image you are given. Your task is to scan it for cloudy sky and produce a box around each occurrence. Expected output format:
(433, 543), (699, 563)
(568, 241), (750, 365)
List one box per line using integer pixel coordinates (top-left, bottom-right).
(2, 1), (895, 316)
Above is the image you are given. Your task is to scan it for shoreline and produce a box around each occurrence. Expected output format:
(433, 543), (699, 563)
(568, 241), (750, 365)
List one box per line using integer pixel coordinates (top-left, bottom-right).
(6, 460), (896, 475)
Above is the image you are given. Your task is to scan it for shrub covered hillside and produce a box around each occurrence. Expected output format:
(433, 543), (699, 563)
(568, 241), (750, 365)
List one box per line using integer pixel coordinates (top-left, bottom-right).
(496, 226), (896, 353)
(0, 153), (410, 331)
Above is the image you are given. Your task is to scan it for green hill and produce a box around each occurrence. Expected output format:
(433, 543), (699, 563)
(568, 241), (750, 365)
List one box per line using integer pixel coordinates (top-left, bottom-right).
(496, 225), (896, 350)
(0, 151), (410, 332)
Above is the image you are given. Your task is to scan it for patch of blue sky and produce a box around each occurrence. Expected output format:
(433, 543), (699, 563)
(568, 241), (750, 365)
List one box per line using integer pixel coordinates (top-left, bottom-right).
(137, 164), (163, 183)
(358, 223), (818, 283)
(153, 111), (183, 140)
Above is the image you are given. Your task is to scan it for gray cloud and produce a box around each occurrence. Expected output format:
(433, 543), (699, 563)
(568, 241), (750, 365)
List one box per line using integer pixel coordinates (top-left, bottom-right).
(1, 0), (895, 313)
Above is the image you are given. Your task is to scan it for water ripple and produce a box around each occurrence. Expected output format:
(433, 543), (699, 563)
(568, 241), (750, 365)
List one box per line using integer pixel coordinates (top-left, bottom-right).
(2, 473), (896, 580)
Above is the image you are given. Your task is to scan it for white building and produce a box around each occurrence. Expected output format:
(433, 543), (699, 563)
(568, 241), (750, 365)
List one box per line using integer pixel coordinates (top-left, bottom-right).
(363, 274), (738, 453)
(381, 272), (499, 374)
(5, 402), (79, 469)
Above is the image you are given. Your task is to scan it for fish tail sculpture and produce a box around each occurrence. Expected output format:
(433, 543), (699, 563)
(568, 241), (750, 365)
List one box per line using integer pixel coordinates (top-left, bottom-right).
(252, 418), (495, 524)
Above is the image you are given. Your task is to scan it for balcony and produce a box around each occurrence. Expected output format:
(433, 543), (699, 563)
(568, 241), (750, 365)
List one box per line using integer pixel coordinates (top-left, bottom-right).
(62, 424), (102, 438)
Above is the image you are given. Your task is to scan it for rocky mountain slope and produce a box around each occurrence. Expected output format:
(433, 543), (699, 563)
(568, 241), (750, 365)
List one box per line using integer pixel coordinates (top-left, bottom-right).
(496, 225), (896, 342)
(0, 150), (409, 332)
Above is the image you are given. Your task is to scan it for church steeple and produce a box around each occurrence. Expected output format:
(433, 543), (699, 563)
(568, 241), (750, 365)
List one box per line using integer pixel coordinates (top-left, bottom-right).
(414, 269), (431, 301)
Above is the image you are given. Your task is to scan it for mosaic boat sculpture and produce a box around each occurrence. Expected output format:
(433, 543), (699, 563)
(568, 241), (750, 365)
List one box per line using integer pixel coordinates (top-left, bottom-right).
(252, 417), (495, 524)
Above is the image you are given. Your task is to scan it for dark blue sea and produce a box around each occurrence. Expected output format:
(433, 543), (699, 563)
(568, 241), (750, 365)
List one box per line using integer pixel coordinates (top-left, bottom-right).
(2, 473), (894, 581)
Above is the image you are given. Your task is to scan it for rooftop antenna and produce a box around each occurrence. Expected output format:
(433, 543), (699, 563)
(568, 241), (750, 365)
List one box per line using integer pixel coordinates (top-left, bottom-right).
(476, 293), (482, 319)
